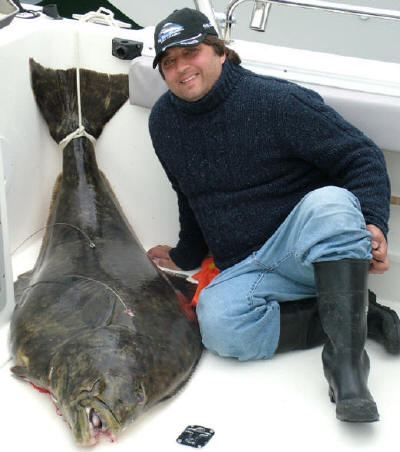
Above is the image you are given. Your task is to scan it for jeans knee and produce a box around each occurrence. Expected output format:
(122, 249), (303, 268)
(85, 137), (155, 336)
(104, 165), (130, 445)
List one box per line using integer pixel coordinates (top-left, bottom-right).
(304, 186), (360, 211)
(302, 186), (365, 228)
(196, 290), (280, 361)
(297, 187), (371, 262)
(196, 295), (241, 358)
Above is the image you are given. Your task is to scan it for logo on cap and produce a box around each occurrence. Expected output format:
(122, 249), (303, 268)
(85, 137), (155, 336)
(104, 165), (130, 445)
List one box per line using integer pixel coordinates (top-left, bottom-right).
(158, 23), (184, 45)
(163, 33), (202, 50)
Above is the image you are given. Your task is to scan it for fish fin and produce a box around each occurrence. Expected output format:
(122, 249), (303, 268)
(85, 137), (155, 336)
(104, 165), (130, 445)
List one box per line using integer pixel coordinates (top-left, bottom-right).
(13, 270), (34, 305)
(29, 58), (129, 144)
(43, 173), (62, 232)
(48, 174), (62, 212)
(159, 353), (202, 403)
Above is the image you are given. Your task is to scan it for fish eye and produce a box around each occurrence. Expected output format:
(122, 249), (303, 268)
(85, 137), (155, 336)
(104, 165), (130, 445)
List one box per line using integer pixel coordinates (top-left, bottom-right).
(135, 382), (147, 405)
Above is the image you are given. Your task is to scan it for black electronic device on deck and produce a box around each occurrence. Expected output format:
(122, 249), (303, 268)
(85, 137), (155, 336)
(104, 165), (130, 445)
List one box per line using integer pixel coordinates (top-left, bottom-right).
(177, 425), (215, 448)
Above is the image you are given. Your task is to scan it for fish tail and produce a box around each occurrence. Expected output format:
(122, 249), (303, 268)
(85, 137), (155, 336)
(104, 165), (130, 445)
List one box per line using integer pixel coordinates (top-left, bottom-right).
(29, 58), (128, 144)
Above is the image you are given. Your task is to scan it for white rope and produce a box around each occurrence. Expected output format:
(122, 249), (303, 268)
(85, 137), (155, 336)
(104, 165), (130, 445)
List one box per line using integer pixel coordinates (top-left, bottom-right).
(59, 7), (130, 150)
(72, 7), (124, 28)
(58, 126), (97, 151)
(58, 10), (112, 151)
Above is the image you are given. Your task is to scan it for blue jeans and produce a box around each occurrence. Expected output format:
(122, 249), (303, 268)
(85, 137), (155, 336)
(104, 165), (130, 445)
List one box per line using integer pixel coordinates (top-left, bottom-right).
(196, 186), (372, 361)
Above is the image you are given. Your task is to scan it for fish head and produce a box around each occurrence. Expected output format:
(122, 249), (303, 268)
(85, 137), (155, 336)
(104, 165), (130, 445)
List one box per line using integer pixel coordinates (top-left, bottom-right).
(48, 326), (148, 446)
(67, 373), (148, 446)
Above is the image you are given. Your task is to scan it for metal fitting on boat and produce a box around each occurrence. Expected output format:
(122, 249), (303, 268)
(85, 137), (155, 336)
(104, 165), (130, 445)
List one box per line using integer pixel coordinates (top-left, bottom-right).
(250, 1), (271, 31)
(112, 38), (143, 60)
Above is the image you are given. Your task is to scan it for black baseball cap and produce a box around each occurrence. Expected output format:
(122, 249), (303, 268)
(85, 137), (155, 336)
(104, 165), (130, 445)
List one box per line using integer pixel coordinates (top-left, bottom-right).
(153, 8), (218, 68)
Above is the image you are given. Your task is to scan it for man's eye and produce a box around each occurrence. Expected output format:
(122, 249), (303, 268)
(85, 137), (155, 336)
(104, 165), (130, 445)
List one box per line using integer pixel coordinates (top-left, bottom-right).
(163, 58), (174, 68)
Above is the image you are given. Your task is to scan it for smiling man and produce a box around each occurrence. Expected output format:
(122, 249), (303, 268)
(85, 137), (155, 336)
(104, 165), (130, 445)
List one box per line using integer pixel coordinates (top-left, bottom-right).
(159, 44), (225, 102)
(147, 8), (397, 423)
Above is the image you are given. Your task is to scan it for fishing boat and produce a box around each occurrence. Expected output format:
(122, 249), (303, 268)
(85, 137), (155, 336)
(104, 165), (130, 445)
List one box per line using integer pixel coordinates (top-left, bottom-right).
(0, 1), (399, 451)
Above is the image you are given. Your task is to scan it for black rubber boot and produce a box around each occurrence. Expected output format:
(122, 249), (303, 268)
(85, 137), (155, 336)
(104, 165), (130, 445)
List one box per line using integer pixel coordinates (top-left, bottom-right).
(313, 259), (379, 423)
(367, 291), (400, 354)
(276, 290), (400, 354)
(276, 298), (326, 353)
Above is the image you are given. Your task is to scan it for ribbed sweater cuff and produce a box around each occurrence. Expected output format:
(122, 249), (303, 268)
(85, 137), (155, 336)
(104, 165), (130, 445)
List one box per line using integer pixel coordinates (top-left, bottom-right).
(169, 245), (207, 271)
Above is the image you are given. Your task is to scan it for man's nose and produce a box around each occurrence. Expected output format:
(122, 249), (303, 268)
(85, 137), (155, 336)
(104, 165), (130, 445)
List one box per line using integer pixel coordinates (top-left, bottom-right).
(176, 56), (190, 73)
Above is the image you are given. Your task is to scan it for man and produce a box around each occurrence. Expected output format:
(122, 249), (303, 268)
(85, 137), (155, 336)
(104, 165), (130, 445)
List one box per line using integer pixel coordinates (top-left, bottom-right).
(147, 8), (395, 423)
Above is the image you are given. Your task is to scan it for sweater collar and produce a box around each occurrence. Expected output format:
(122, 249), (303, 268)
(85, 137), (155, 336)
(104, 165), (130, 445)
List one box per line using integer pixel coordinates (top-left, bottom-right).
(168, 59), (244, 115)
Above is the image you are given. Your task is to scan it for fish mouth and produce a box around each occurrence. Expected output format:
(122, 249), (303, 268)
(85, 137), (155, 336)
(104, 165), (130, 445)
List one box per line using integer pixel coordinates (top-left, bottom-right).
(73, 398), (121, 446)
(85, 406), (115, 446)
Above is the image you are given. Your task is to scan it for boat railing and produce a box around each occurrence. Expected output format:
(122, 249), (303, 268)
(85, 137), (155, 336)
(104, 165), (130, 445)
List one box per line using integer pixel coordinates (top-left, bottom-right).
(193, 0), (400, 42)
(193, 0), (223, 35)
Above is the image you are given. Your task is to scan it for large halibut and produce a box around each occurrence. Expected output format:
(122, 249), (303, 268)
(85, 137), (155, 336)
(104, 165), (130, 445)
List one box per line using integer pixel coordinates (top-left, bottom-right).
(9, 59), (202, 446)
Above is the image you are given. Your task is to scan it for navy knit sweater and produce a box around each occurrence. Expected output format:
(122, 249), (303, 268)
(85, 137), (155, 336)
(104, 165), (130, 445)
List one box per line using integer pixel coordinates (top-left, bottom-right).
(149, 59), (390, 271)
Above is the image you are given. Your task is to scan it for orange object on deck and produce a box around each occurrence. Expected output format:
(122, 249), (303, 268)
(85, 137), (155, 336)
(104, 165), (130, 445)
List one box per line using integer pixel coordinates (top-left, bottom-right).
(191, 257), (220, 306)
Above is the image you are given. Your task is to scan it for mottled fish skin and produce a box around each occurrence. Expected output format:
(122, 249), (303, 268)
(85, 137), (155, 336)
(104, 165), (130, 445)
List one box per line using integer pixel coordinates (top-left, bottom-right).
(10, 60), (202, 446)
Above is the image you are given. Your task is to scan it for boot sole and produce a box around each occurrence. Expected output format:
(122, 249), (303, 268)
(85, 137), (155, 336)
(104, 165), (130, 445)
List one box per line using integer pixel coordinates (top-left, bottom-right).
(329, 387), (380, 423)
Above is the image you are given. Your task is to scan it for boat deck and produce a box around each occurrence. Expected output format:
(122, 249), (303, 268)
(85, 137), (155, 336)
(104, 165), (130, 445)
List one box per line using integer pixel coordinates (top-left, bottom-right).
(0, 241), (399, 452)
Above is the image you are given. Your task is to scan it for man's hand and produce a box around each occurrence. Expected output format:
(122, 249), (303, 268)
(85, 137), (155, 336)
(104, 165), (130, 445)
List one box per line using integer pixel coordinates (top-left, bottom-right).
(147, 245), (182, 271)
(366, 224), (389, 274)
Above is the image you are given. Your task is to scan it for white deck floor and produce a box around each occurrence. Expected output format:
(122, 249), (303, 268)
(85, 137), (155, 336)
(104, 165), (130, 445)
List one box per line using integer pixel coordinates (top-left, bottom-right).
(1, 244), (399, 452)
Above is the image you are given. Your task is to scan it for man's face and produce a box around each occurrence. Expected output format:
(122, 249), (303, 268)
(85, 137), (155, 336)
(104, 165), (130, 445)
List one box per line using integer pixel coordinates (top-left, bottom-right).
(160, 43), (226, 102)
